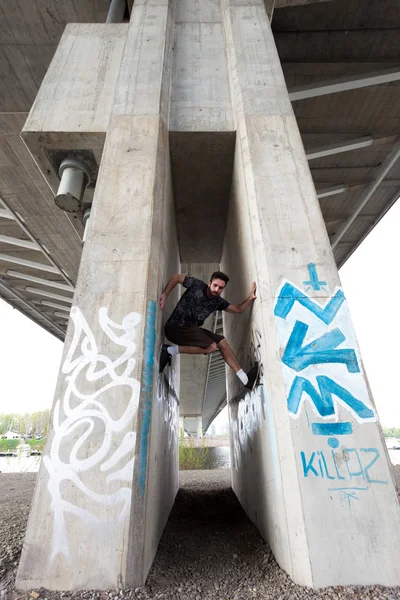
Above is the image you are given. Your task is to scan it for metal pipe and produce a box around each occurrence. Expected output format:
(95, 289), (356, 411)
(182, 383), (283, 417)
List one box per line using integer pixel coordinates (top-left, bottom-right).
(82, 207), (91, 243)
(106, 0), (126, 23)
(55, 158), (91, 213)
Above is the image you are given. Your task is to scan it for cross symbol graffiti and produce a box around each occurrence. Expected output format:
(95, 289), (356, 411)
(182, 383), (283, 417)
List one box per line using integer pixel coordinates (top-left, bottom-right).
(303, 263), (327, 292)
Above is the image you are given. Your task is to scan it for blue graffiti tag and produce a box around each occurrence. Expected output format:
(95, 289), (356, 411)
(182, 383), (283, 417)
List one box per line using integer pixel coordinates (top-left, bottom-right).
(312, 422), (353, 436)
(138, 300), (157, 496)
(300, 447), (387, 485)
(282, 321), (360, 373)
(288, 375), (375, 419)
(303, 263), (327, 292)
(274, 282), (345, 324)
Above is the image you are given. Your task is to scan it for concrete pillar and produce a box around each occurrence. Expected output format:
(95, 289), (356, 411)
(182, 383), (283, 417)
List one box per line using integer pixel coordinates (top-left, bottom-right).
(17, 2), (179, 591)
(196, 416), (203, 438)
(220, 0), (400, 587)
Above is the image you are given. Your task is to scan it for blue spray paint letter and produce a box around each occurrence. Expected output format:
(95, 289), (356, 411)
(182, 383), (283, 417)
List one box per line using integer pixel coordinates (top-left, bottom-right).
(301, 451), (319, 477)
(288, 375), (375, 419)
(303, 263), (327, 291)
(274, 282), (345, 324)
(282, 321), (360, 373)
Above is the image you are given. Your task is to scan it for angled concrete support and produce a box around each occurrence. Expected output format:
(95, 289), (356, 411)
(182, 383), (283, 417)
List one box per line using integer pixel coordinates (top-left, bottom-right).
(17, 2), (180, 591)
(221, 0), (400, 587)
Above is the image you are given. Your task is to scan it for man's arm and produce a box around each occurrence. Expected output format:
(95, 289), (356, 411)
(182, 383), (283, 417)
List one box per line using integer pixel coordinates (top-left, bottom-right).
(226, 282), (257, 314)
(159, 274), (185, 310)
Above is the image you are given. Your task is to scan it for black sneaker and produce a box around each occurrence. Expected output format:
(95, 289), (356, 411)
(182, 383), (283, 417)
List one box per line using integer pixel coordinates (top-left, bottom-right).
(159, 344), (172, 373)
(245, 362), (259, 390)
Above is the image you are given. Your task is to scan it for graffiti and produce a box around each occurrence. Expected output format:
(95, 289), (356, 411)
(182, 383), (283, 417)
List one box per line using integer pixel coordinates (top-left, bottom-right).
(138, 301), (157, 495)
(287, 376), (374, 420)
(230, 324), (269, 472)
(273, 269), (388, 504)
(157, 371), (179, 452)
(303, 262), (327, 292)
(274, 279), (375, 426)
(300, 448), (388, 484)
(274, 282), (345, 325)
(282, 321), (360, 373)
(231, 384), (265, 470)
(329, 488), (368, 508)
(43, 305), (141, 562)
(312, 422), (353, 436)
(300, 447), (388, 485)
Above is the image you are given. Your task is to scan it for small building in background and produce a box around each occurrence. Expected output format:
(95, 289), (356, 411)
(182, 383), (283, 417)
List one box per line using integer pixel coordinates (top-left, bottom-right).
(4, 430), (21, 440)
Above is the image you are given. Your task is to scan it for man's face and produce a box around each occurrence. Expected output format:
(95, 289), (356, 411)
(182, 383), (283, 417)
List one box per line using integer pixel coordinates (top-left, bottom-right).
(208, 278), (226, 297)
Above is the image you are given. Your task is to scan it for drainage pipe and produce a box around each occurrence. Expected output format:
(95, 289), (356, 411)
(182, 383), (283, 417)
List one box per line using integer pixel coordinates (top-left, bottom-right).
(106, 0), (126, 23)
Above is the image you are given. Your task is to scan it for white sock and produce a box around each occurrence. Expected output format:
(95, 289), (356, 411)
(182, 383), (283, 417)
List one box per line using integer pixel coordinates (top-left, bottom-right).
(236, 369), (248, 385)
(167, 345), (179, 357)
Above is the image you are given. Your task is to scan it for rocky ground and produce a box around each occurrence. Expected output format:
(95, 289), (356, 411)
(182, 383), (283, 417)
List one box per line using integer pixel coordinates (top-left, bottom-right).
(1, 468), (400, 600)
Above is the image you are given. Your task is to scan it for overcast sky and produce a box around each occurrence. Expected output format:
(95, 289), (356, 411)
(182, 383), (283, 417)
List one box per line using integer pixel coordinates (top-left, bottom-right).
(0, 200), (399, 426)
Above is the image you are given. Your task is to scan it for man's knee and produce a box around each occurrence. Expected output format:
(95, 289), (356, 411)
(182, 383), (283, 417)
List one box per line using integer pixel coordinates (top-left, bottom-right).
(217, 337), (229, 350)
(205, 342), (218, 354)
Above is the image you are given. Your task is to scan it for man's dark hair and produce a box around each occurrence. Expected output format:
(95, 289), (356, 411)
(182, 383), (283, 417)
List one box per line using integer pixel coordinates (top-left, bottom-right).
(210, 271), (229, 285)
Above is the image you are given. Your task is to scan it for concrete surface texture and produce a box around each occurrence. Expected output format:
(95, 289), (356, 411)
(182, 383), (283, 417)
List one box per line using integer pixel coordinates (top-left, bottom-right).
(14, 0), (400, 593)
(17, 1), (180, 591)
(220, 0), (400, 588)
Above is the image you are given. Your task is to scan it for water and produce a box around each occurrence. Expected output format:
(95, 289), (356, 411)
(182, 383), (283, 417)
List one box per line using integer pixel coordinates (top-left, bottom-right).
(0, 448), (398, 474)
(203, 446), (231, 469)
(388, 449), (400, 465)
(0, 455), (41, 473)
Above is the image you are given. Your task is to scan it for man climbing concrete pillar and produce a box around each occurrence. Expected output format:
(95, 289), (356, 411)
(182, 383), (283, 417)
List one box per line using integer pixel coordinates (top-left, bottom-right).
(16, 2), (179, 591)
(220, 0), (400, 587)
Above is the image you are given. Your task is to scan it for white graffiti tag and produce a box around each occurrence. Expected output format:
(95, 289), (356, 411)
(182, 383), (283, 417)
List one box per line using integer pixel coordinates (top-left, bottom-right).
(43, 306), (141, 562)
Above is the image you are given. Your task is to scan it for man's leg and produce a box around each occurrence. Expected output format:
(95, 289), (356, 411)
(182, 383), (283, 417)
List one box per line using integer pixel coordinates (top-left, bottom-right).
(217, 338), (241, 372)
(160, 326), (219, 372)
(179, 342), (217, 355)
(218, 338), (259, 390)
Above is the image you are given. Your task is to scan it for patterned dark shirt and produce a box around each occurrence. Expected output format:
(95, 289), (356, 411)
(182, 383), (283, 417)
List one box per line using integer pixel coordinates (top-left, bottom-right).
(166, 277), (230, 327)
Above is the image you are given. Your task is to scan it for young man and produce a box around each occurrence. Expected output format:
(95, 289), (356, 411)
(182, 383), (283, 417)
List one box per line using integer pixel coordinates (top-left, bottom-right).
(159, 271), (259, 390)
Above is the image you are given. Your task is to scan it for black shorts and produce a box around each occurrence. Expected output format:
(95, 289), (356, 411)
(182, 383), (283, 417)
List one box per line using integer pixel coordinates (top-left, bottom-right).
(165, 323), (225, 348)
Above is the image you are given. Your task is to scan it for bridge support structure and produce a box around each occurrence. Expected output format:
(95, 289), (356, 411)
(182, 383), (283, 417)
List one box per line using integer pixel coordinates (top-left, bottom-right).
(16, 0), (400, 591)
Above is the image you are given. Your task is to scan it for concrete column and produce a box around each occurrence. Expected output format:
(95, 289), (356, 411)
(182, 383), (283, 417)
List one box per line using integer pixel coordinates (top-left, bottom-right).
(17, 1), (179, 591)
(196, 416), (203, 438)
(179, 416), (185, 433)
(221, 0), (400, 587)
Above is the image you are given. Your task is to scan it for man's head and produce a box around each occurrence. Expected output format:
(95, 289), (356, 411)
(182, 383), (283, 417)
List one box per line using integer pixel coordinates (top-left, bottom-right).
(208, 271), (229, 297)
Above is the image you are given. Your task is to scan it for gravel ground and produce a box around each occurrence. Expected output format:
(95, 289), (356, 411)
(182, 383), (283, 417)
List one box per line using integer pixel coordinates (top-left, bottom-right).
(1, 468), (400, 600)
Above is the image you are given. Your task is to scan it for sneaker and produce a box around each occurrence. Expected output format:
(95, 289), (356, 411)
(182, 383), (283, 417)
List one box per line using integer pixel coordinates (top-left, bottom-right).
(159, 344), (172, 373)
(245, 362), (259, 390)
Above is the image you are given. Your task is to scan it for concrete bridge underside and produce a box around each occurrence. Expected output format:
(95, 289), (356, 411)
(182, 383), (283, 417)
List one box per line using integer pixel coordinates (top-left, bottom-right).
(0, 0), (398, 592)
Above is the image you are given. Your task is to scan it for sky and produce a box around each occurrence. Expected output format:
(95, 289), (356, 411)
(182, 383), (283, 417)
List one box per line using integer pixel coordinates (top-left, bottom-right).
(0, 199), (399, 426)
